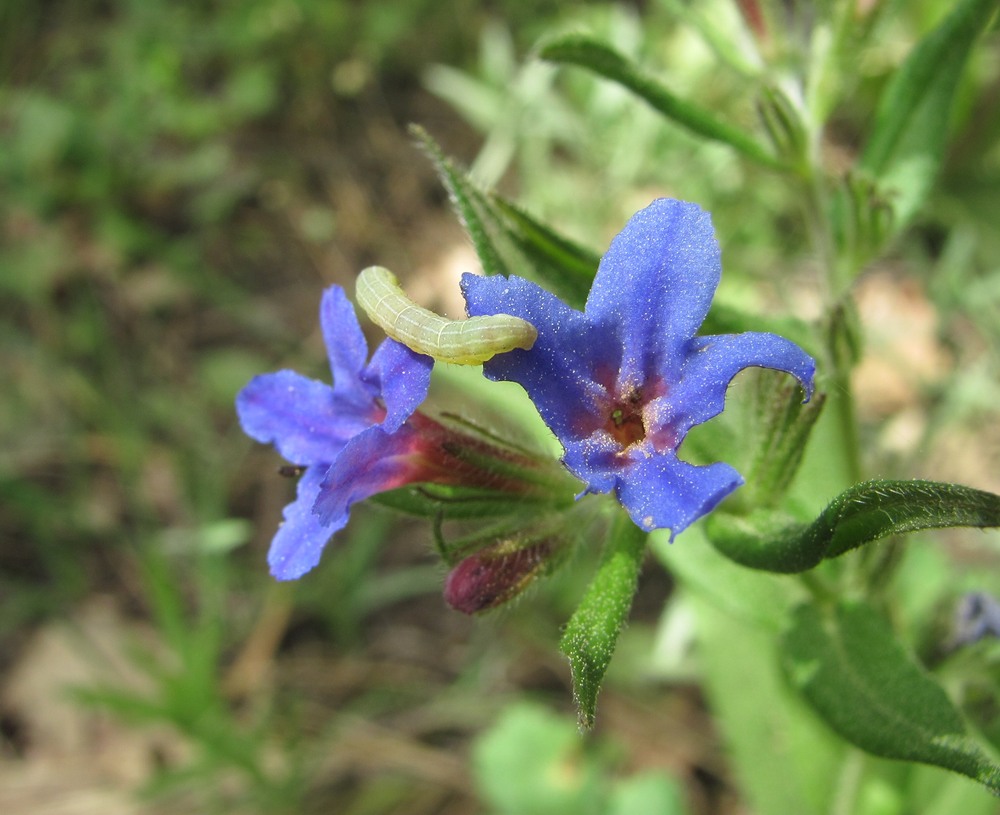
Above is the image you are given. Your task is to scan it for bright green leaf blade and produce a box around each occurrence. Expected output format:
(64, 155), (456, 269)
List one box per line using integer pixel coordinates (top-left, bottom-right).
(707, 479), (1000, 573)
(783, 600), (1000, 793)
(687, 590), (844, 815)
(537, 34), (784, 170)
(560, 514), (646, 729)
(859, 0), (997, 225)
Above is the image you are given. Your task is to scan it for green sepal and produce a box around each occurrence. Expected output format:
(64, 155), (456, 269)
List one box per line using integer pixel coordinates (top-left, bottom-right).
(741, 372), (826, 509)
(560, 514), (646, 729)
(828, 171), (896, 272)
(859, 0), (997, 228)
(756, 84), (808, 170)
(371, 484), (553, 522)
(431, 512), (567, 566)
(537, 34), (785, 170)
(707, 479), (1000, 573)
(782, 600), (1000, 793)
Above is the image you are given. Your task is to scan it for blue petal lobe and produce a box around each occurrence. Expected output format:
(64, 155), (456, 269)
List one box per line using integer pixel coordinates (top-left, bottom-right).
(313, 425), (418, 525)
(236, 370), (373, 464)
(365, 339), (434, 433)
(587, 199), (721, 382)
(321, 286), (371, 399)
(560, 434), (623, 495)
(664, 332), (816, 435)
(616, 454), (744, 537)
(268, 464), (346, 580)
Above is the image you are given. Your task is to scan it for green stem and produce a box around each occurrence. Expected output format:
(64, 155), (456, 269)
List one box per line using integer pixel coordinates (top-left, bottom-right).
(799, 569), (837, 605)
(829, 359), (863, 487)
(801, 171), (864, 489)
(830, 749), (864, 815)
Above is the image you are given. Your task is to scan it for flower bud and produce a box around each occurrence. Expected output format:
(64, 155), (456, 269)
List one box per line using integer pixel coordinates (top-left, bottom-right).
(444, 537), (560, 614)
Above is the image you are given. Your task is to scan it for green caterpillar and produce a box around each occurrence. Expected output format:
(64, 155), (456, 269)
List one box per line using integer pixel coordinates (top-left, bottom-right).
(355, 266), (537, 365)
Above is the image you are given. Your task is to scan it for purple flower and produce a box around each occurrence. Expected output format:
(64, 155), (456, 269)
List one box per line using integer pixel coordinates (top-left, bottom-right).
(236, 286), (433, 580)
(461, 198), (816, 537)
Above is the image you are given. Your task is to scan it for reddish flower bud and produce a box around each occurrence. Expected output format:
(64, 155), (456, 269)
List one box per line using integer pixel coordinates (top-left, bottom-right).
(444, 539), (557, 614)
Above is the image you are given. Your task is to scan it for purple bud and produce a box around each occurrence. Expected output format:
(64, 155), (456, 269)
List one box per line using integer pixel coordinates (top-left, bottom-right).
(444, 540), (554, 614)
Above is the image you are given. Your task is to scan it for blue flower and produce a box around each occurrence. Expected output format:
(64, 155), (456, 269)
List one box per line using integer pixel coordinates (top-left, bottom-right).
(236, 286), (433, 579)
(461, 198), (815, 537)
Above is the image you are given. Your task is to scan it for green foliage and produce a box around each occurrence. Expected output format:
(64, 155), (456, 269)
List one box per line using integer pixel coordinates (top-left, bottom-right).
(560, 515), (646, 729)
(783, 600), (1000, 792)
(6, 0), (1000, 811)
(707, 479), (1000, 573)
(537, 33), (784, 169)
(422, 1), (1000, 790)
(859, 0), (998, 228)
(411, 124), (597, 308)
(473, 702), (688, 815)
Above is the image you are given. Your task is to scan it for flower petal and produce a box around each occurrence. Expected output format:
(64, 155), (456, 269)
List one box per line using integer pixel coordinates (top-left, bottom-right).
(561, 433), (623, 495)
(364, 339), (434, 433)
(268, 464), (346, 580)
(586, 199), (721, 383)
(461, 272), (613, 440)
(659, 332), (816, 436)
(321, 286), (371, 399)
(615, 453), (744, 536)
(236, 370), (374, 464)
(312, 424), (425, 525)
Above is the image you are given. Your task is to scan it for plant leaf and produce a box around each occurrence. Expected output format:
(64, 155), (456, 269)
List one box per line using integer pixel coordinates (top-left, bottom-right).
(538, 34), (784, 169)
(560, 514), (646, 729)
(411, 125), (598, 308)
(859, 0), (997, 226)
(409, 124), (511, 278)
(485, 192), (598, 309)
(707, 479), (1000, 573)
(783, 600), (1000, 793)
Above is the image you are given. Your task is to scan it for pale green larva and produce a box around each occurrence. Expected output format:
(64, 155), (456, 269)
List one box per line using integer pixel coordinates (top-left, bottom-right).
(355, 266), (537, 365)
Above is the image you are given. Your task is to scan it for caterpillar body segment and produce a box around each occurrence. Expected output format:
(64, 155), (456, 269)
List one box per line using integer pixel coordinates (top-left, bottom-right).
(355, 266), (537, 365)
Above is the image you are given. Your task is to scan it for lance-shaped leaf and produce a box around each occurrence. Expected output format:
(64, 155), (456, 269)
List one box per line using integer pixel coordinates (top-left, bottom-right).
(486, 193), (598, 309)
(560, 515), (646, 729)
(411, 125), (597, 309)
(538, 34), (784, 170)
(783, 600), (1000, 793)
(707, 479), (1000, 573)
(859, 0), (997, 227)
(410, 124), (511, 279)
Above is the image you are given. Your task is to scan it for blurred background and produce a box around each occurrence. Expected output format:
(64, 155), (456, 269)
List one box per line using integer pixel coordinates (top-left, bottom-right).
(2, 1), (999, 813)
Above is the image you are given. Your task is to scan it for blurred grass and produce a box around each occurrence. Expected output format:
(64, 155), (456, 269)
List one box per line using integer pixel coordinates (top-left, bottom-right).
(2, 1), (1000, 814)
(0, 2), (633, 813)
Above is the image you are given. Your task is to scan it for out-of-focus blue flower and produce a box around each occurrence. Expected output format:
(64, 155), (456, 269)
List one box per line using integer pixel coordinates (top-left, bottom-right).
(237, 286), (433, 580)
(952, 592), (1000, 647)
(462, 198), (816, 537)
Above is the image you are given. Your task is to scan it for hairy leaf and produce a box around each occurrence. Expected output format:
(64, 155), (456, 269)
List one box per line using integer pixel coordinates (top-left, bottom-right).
(707, 479), (1000, 573)
(783, 601), (1000, 793)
